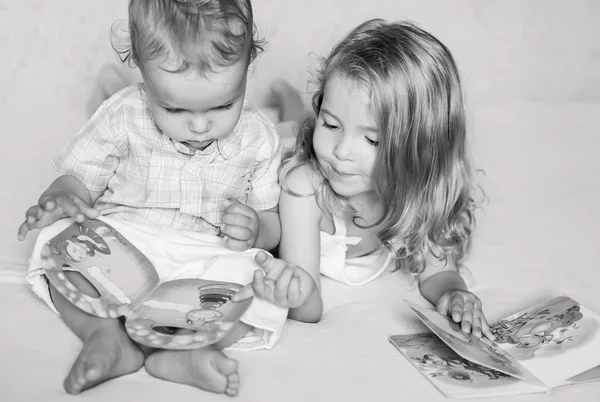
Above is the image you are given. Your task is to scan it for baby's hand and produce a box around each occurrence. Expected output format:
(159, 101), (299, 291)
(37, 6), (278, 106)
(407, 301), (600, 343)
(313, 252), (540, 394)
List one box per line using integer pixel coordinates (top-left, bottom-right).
(220, 198), (259, 251)
(232, 251), (316, 309)
(17, 190), (100, 241)
(436, 289), (495, 341)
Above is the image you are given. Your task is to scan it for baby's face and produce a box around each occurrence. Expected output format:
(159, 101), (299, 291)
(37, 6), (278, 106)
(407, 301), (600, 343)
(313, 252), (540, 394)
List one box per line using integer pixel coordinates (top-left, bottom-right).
(142, 59), (248, 152)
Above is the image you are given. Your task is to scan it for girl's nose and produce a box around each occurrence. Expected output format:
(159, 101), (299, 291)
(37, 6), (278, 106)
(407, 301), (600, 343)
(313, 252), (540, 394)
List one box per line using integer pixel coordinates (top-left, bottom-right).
(332, 137), (355, 162)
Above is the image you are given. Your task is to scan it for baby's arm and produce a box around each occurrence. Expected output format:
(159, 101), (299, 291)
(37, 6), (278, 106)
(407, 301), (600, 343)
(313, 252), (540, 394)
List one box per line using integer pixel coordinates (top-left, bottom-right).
(418, 256), (494, 340)
(17, 175), (103, 240)
(220, 201), (280, 252)
(222, 122), (283, 251)
(255, 207), (280, 251)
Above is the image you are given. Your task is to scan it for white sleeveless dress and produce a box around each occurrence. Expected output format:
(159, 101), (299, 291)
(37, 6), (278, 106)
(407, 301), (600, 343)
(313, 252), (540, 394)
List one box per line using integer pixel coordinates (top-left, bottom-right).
(319, 214), (393, 286)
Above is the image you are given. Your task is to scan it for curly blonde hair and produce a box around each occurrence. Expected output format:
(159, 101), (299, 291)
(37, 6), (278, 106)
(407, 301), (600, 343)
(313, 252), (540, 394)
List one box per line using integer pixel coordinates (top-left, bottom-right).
(112, 0), (264, 74)
(280, 19), (481, 275)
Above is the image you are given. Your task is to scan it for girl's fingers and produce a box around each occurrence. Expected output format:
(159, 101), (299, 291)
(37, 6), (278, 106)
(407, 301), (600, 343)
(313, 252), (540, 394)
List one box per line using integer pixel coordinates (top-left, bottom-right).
(254, 250), (270, 267)
(436, 293), (450, 315)
(250, 269), (269, 300)
(231, 284), (254, 302)
(461, 299), (475, 333)
(255, 251), (285, 279)
(450, 299), (464, 323)
(273, 268), (294, 304)
(471, 315), (483, 338)
(288, 275), (301, 304)
(480, 314), (496, 341)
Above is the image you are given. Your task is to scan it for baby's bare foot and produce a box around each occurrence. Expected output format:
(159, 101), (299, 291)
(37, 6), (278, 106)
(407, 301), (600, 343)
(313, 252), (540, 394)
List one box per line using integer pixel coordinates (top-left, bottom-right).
(64, 327), (144, 394)
(145, 346), (239, 396)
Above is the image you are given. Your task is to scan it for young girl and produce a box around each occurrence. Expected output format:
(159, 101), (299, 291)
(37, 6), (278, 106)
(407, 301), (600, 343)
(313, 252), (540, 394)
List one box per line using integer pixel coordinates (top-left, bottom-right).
(233, 19), (494, 340)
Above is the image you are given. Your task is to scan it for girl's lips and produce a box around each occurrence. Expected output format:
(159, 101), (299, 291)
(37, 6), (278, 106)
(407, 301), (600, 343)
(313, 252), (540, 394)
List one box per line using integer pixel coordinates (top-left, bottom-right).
(328, 162), (354, 177)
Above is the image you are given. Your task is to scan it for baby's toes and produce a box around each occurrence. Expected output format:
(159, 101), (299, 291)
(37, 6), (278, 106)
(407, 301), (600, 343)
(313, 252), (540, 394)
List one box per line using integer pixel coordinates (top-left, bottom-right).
(224, 372), (240, 397)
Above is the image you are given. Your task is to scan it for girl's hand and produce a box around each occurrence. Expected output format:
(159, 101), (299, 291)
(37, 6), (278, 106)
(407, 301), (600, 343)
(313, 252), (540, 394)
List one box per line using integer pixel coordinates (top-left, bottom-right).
(220, 198), (259, 251)
(232, 251), (316, 309)
(17, 190), (100, 241)
(436, 289), (495, 341)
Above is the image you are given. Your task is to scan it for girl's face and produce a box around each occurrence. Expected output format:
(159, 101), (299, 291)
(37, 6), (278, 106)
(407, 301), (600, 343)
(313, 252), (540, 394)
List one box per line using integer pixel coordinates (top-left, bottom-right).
(313, 75), (380, 200)
(142, 59), (248, 152)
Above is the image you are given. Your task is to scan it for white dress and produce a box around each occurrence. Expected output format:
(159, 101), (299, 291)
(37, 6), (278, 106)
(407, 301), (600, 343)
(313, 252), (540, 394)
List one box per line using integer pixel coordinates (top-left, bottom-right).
(319, 214), (394, 286)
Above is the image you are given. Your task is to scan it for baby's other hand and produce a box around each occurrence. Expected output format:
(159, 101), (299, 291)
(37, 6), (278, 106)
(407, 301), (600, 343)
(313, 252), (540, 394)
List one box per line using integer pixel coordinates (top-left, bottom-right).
(17, 190), (100, 241)
(232, 251), (316, 309)
(436, 289), (495, 341)
(220, 198), (259, 251)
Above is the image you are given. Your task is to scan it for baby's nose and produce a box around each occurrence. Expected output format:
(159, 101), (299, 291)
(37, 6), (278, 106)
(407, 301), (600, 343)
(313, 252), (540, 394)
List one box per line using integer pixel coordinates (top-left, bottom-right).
(190, 115), (211, 134)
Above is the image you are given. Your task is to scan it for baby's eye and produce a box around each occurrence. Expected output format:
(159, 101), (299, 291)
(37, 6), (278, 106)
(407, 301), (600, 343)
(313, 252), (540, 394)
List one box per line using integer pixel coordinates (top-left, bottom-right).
(164, 107), (185, 115)
(215, 103), (234, 111)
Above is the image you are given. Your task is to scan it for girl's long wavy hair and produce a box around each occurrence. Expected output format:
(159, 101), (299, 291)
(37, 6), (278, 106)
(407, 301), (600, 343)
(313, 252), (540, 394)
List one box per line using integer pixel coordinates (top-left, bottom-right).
(280, 19), (481, 275)
(112, 0), (264, 74)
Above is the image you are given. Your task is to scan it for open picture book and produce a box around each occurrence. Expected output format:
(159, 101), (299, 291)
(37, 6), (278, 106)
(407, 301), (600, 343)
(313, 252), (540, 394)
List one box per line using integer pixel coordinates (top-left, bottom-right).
(40, 219), (253, 350)
(389, 297), (600, 398)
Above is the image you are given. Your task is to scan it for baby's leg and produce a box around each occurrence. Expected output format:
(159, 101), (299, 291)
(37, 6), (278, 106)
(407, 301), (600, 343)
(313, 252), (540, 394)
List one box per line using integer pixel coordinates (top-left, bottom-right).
(143, 322), (251, 396)
(50, 271), (146, 394)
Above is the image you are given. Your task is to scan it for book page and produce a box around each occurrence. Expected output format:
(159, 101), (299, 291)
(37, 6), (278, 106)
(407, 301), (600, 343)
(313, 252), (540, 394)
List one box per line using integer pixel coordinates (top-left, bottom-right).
(125, 279), (253, 350)
(404, 301), (546, 387)
(389, 333), (546, 398)
(43, 220), (160, 318)
(560, 364), (600, 386)
(491, 296), (600, 387)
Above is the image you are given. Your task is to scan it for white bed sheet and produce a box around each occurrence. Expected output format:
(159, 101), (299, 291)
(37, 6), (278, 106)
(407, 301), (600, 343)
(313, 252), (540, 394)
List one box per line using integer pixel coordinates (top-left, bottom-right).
(1, 102), (599, 402)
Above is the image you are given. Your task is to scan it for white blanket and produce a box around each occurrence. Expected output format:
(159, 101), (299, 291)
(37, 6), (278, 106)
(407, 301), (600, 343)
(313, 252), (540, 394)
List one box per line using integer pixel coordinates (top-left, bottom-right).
(2, 102), (600, 401)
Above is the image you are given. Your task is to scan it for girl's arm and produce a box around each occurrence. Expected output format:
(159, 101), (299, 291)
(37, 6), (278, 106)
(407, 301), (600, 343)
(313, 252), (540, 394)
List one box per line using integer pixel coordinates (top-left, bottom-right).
(278, 165), (324, 322)
(418, 256), (465, 306)
(418, 254), (494, 340)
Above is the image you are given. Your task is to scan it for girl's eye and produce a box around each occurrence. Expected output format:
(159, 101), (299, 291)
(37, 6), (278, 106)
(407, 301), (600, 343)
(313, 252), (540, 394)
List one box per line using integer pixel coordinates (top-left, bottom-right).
(321, 121), (339, 130)
(365, 137), (379, 147)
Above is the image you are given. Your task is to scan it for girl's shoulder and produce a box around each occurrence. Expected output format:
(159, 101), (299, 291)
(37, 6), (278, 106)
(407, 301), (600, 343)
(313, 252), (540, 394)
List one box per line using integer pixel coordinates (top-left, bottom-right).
(281, 163), (321, 198)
